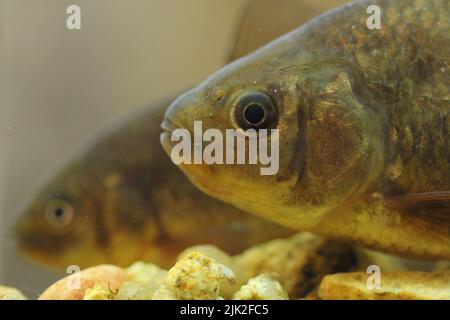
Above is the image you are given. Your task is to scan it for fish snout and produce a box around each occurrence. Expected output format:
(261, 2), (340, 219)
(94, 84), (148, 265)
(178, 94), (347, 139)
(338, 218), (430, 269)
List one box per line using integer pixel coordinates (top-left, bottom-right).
(160, 90), (204, 152)
(163, 91), (200, 129)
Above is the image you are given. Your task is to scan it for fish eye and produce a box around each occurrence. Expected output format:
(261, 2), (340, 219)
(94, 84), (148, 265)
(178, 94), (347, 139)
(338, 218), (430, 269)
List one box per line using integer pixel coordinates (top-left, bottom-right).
(43, 198), (75, 228)
(234, 91), (275, 129)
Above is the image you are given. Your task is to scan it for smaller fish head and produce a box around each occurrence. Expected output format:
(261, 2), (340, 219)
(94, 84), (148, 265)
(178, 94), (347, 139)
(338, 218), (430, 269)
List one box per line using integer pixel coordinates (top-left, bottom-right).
(15, 170), (106, 269)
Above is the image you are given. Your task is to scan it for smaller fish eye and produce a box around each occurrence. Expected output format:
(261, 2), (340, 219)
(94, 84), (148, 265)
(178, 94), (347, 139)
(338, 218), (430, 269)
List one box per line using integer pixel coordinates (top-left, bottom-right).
(54, 208), (64, 217)
(43, 198), (75, 228)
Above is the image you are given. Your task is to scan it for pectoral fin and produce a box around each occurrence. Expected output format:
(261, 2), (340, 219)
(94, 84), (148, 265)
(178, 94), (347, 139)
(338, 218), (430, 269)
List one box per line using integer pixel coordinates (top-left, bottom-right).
(384, 192), (450, 225)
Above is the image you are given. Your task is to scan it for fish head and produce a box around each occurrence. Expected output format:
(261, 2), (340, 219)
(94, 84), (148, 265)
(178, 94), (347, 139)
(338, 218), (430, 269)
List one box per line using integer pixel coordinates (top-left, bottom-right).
(15, 149), (185, 270)
(16, 163), (117, 269)
(161, 44), (383, 229)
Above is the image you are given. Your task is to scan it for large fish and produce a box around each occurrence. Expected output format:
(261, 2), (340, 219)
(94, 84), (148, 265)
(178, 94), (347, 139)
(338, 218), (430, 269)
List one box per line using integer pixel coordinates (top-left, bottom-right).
(16, 0), (345, 270)
(161, 0), (450, 260)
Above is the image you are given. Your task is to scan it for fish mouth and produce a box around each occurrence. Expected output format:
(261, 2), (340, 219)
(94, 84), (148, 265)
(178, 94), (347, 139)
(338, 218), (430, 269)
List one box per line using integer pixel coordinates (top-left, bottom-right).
(160, 118), (230, 198)
(160, 118), (180, 155)
(160, 118), (178, 134)
(14, 234), (65, 270)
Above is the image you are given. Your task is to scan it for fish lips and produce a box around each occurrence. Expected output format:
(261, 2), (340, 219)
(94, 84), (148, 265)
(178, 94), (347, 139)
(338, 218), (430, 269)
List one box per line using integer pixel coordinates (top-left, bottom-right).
(160, 119), (231, 198)
(160, 118), (178, 156)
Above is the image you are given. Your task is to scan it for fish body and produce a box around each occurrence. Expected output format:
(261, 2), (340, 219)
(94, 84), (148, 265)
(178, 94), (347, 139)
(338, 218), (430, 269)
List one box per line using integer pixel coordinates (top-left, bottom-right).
(161, 0), (450, 260)
(16, 98), (293, 269)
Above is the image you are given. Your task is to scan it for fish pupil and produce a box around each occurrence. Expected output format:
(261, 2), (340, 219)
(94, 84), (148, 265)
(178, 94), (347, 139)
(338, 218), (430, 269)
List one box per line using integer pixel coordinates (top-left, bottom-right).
(244, 103), (265, 126)
(54, 208), (64, 218)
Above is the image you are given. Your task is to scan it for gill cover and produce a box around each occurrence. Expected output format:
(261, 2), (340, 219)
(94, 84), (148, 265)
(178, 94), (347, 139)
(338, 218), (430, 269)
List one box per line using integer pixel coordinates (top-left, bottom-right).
(300, 72), (383, 211)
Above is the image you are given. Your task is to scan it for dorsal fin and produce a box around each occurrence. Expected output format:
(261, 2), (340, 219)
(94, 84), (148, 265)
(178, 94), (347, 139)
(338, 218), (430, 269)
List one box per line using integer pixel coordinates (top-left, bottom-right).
(229, 0), (350, 61)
